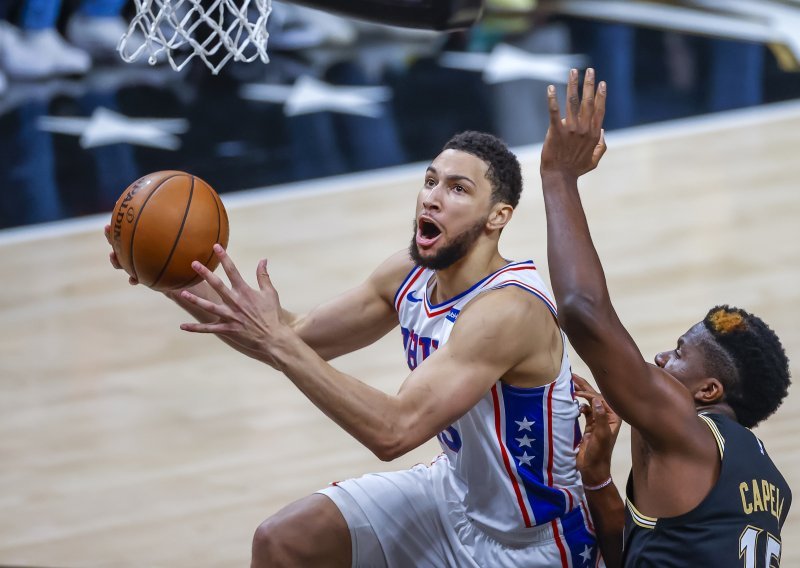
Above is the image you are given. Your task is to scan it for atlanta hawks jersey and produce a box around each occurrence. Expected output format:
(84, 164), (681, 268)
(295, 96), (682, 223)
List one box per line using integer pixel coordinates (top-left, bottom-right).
(395, 260), (594, 551)
(623, 413), (791, 567)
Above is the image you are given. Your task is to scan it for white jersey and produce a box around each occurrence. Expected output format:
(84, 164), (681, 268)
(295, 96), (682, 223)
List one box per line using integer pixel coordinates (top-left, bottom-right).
(394, 259), (587, 543)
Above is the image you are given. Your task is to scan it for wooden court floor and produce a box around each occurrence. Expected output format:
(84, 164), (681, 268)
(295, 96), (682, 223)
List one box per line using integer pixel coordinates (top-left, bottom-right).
(1, 102), (799, 567)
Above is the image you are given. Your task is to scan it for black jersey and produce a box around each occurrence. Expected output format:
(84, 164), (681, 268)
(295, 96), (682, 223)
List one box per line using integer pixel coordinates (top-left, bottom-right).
(623, 413), (791, 567)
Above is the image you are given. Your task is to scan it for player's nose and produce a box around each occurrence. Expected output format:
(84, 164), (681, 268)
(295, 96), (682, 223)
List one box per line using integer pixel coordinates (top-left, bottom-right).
(654, 351), (669, 368)
(422, 183), (443, 210)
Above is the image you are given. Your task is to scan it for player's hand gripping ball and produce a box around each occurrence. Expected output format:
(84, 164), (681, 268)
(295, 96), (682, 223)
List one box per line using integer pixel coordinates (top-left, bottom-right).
(110, 171), (229, 291)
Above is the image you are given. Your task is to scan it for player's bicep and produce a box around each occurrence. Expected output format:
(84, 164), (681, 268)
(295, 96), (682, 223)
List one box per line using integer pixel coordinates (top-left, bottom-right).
(394, 294), (532, 448)
(296, 285), (396, 359)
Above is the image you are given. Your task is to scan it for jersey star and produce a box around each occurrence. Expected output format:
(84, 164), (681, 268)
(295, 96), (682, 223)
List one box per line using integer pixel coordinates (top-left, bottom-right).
(579, 544), (593, 563)
(515, 451), (534, 467)
(515, 434), (534, 447)
(515, 417), (534, 431)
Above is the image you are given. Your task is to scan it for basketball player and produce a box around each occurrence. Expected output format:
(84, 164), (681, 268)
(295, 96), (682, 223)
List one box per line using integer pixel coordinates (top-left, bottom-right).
(539, 68), (792, 566)
(108, 131), (600, 566)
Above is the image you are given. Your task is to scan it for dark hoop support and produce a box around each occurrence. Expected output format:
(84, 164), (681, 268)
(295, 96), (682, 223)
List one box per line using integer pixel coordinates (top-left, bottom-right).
(293, 0), (484, 31)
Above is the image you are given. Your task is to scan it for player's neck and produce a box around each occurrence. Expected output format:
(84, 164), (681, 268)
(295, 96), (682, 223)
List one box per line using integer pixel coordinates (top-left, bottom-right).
(430, 247), (507, 304)
(695, 402), (737, 422)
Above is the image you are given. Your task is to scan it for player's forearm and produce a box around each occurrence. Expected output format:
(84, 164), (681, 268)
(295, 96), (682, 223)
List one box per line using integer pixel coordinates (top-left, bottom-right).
(541, 170), (614, 332)
(266, 327), (416, 460)
(584, 482), (625, 568)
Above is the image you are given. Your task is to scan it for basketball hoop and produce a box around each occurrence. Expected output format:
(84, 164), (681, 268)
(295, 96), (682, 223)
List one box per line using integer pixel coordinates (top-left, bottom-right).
(119, 0), (483, 74)
(118, 0), (272, 75)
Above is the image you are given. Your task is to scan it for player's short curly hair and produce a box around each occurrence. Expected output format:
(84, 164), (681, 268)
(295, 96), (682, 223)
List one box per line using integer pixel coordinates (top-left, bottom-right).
(443, 131), (523, 208)
(702, 305), (791, 428)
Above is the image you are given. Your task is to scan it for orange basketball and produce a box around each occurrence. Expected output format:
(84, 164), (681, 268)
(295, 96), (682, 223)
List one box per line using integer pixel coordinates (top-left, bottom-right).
(110, 171), (229, 291)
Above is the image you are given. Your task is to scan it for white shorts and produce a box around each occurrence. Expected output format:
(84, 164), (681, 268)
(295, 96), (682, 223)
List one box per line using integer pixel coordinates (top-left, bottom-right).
(318, 459), (600, 568)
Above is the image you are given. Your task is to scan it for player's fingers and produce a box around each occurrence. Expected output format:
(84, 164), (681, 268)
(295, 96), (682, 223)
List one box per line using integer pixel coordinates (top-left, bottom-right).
(600, 399), (623, 436)
(566, 68), (580, 128)
(213, 244), (248, 289)
(180, 289), (232, 319)
(104, 224), (113, 245)
(592, 130), (608, 166)
(579, 68), (595, 126)
(574, 386), (597, 398)
(192, 259), (234, 304)
(571, 372), (596, 394)
(591, 398), (611, 434)
(256, 259), (274, 292)
(546, 84), (562, 129)
(109, 251), (122, 270)
(180, 321), (235, 334)
(592, 81), (607, 133)
(593, 397), (606, 414)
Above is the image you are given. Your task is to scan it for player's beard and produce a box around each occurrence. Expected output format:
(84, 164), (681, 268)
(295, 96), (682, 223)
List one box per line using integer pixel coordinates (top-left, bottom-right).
(409, 217), (487, 270)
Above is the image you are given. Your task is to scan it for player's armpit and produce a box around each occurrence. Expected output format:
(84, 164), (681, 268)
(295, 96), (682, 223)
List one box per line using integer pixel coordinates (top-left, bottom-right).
(292, 249), (414, 360)
(385, 289), (556, 459)
(568, 315), (707, 452)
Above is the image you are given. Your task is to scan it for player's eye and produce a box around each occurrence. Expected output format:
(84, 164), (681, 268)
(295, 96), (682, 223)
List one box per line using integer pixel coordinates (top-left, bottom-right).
(425, 178), (436, 187)
(452, 184), (465, 193)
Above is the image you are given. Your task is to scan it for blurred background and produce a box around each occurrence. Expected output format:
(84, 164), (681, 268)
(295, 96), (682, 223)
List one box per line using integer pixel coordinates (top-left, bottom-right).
(1, 0), (799, 230)
(1, 1), (800, 566)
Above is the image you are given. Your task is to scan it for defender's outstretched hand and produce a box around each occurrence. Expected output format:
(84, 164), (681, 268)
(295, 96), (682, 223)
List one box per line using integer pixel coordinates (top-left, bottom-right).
(541, 68), (607, 178)
(179, 245), (286, 366)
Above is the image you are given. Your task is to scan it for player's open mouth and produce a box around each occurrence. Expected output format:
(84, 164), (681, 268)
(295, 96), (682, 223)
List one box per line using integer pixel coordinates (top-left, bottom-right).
(416, 217), (442, 248)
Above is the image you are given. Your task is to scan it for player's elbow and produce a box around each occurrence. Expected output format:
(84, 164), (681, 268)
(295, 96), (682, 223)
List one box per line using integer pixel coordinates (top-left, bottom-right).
(373, 446), (404, 462)
(371, 422), (415, 462)
(372, 440), (407, 462)
(372, 434), (413, 462)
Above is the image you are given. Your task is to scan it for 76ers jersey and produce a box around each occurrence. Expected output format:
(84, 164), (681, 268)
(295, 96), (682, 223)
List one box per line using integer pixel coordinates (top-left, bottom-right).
(395, 260), (588, 542)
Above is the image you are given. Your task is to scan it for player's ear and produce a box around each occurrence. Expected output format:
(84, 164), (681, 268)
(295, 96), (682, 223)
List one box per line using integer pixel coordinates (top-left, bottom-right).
(693, 378), (725, 405)
(487, 202), (513, 231)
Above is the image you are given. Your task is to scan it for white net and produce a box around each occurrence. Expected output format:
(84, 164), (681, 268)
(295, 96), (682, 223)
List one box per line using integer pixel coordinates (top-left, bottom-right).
(118, 0), (272, 75)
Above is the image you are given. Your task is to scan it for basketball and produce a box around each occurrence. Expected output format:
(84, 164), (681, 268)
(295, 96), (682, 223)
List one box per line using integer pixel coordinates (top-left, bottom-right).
(110, 171), (229, 291)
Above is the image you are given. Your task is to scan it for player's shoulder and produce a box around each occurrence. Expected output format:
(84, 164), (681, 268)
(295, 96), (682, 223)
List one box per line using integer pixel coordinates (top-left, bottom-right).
(367, 249), (418, 299)
(457, 285), (556, 334)
(445, 287), (558, 363)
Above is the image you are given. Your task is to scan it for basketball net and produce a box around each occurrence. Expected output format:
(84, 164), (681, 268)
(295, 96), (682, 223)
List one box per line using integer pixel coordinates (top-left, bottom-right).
(118, 0), (272, 75)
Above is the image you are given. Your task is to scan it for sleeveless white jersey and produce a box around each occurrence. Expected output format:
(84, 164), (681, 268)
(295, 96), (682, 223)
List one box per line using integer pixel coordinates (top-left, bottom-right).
(394, 260), (588, 542)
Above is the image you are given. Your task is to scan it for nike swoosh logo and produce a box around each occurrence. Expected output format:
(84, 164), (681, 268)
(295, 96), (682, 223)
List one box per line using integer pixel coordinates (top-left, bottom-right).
(407, 290), (422, 303)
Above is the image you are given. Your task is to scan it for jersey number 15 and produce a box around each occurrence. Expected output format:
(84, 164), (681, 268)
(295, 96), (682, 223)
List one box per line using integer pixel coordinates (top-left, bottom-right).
(740, 525), (781, 567)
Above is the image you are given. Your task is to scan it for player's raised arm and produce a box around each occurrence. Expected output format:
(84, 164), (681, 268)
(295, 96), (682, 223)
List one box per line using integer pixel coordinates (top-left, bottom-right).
(539, 69), (700, 447)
